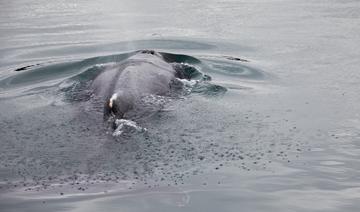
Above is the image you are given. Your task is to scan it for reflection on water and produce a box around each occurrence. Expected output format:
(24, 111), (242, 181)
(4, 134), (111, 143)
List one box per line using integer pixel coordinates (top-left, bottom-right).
(0, 49), (270, 187)
(1, 0), (360, 211)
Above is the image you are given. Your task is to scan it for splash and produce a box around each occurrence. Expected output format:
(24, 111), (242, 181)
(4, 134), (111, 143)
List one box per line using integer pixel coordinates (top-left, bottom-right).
(112, 119), (147, 137)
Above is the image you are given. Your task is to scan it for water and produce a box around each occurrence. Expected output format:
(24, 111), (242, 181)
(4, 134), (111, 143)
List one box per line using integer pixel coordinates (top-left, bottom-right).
(1, 0), (360, 211)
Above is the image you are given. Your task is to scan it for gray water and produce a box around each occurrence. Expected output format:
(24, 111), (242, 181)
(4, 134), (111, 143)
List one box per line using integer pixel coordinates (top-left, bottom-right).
(1, 0), (360, 211)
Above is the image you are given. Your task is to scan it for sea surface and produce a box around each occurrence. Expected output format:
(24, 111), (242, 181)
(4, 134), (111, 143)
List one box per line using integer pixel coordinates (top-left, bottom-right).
(1, 0), (360, 211)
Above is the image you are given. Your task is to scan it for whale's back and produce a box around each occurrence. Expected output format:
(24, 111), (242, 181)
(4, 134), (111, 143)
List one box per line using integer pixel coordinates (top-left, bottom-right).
(114, 60), (175, 97)
(91, 51), (177, 118)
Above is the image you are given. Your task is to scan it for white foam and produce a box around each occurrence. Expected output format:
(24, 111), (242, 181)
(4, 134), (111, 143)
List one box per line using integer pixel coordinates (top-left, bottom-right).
(112, 119), (147, 136)
(141, 94), (170, 105)
(178, 79), (199, 94)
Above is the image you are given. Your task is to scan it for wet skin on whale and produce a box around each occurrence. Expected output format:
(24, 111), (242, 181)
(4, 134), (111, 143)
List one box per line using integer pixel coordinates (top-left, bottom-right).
(91, 50), (180, 121)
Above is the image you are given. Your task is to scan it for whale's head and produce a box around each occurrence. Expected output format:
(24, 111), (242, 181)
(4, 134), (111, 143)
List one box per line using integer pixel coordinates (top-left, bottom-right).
(100, 50), (172, 122)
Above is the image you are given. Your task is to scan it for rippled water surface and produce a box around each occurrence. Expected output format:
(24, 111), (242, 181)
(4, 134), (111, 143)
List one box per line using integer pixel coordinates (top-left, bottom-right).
(1, 0), (360, 211)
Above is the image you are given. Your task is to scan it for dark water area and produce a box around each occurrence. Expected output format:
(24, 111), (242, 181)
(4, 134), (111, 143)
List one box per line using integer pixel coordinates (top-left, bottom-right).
(1, 0), (360, 212)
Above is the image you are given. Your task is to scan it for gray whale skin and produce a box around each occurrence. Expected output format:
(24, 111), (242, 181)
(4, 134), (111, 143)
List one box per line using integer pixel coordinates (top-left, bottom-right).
(91, 50), (179, 120)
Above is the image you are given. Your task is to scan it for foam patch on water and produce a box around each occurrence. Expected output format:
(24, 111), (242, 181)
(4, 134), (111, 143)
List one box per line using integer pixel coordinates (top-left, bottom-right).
(179, 79), (199, 94)
(113, 119), (147, 137)
(141, 94), (172, 105)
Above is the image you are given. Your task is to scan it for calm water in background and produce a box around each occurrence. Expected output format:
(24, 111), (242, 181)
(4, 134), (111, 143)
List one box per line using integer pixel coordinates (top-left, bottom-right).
(1, 0), (360, 211)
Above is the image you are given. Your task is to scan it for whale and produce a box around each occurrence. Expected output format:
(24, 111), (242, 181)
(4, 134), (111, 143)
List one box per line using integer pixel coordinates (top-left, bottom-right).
(91, 50), (184, 121)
